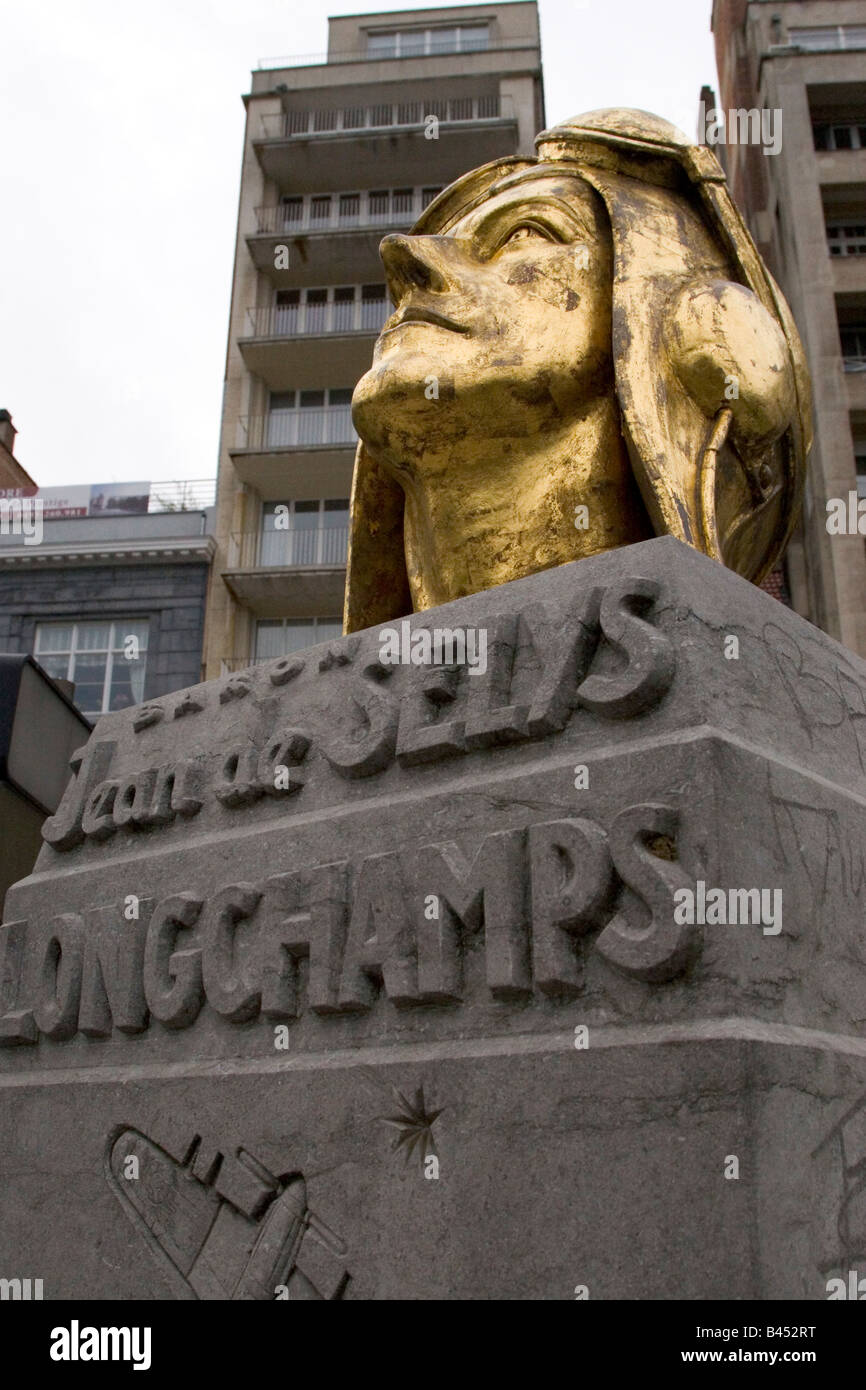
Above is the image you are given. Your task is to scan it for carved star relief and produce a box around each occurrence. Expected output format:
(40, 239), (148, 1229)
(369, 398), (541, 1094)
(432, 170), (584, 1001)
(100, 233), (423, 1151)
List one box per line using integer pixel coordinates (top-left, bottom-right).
(379, 1084), (443, 1166)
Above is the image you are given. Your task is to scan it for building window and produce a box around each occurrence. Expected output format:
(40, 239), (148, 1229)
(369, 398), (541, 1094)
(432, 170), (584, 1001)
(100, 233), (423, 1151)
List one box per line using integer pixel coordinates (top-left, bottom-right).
(260, 499), (350, 566)
(278, 196), (303, 226)
(273, 288), (300, 335)
(366, 24), (489, 58)
(430, 28), (462, 56)
(368, 31), (398, 59)
(459, 25), (489, 53)
(360, 283), (388, 329)
(254, 617), (343, 662)
(34, 620), (149, 717)
(813, 122), (866, 151)
(856, 449), (866, 499)
(790, 26), (866, 51)
(264, 285), (386, 338)
(304, 288), (328, 334)
(840, 325), (866, 364)
(827, 222), (866, 256)
(266, 388), (355, 447)
(333, 286), (356, 331)
(401, 30), (427, 58)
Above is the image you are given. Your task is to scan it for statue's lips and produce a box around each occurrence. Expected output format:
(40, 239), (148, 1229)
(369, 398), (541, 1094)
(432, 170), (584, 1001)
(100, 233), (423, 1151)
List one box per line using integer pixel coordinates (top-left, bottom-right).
(380, 306), (469, 336)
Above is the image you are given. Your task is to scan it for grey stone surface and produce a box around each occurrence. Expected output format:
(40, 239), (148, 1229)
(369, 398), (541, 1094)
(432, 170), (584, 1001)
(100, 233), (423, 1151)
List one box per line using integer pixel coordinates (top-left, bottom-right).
(0, 536), (865, 1299)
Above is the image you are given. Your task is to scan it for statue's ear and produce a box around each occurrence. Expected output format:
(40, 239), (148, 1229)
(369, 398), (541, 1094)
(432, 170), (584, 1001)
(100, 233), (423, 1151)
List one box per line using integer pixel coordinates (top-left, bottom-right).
(343, 440), (412, 634)
(664, 280), (805, 582)
(665, 282), (795, 450)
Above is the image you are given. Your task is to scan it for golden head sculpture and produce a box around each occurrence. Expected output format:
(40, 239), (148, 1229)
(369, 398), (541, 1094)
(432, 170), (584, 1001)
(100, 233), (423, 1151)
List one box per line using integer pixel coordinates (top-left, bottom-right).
(345, 109), (812, 632)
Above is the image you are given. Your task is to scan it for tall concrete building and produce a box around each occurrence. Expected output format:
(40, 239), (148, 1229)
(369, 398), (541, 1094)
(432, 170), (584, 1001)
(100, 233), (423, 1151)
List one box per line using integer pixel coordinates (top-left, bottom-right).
(710, 1), (866, 656)
(204, 3), (544, 677)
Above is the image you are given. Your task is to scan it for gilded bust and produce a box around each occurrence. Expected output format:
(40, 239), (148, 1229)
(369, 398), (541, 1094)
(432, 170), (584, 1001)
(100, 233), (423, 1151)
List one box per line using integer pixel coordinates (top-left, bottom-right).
(345, 109), (812, 632)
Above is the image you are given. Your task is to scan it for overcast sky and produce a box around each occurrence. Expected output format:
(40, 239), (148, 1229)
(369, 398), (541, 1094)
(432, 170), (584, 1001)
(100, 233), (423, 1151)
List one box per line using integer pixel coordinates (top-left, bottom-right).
(0, 0), (717, 488)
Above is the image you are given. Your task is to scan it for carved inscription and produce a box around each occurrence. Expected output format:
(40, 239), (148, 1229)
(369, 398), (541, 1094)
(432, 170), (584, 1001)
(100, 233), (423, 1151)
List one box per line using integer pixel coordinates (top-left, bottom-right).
(0, 804), (696, 1045)
(43, 578), (675, 853)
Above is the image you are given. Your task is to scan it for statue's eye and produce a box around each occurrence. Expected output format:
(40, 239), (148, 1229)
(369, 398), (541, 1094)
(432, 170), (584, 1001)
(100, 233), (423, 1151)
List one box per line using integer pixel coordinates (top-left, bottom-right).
(499, 223), (550, 249)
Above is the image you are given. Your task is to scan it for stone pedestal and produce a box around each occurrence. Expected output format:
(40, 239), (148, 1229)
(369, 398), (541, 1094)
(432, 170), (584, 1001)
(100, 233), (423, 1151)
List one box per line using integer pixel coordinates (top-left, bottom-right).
(2, 537), (865, 1299)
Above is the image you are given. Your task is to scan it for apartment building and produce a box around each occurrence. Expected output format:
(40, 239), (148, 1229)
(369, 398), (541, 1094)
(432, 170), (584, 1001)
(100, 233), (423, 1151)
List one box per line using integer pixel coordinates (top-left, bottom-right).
(204, 3), (544, 677)
(711, 0), (866, 656)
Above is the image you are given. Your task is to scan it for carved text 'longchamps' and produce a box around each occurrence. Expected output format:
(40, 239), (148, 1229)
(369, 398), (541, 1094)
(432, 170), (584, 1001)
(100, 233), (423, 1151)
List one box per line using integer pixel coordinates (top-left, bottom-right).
(0, 802), (699, 1046)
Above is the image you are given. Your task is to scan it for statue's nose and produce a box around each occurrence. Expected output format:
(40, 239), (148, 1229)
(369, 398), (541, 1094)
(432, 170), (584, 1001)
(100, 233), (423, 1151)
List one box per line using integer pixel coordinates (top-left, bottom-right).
(380, 234), (449, 300)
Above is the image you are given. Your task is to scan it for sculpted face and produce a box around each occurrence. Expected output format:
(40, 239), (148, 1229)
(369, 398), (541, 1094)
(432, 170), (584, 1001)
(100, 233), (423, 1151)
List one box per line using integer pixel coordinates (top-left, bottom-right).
(352, 172), (615, 454)
(351, 169), (652, 609)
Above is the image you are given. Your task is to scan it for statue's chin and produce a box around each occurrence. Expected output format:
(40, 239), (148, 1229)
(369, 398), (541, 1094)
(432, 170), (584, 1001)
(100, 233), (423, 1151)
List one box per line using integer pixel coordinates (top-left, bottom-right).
(351, 361), (449, 462)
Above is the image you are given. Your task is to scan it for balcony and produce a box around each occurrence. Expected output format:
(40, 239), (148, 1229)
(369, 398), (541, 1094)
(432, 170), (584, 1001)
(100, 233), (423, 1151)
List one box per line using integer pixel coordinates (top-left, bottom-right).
(815, 148), (866, 186)
(828, 222), (866, 257)
(832, 257), (866, 295)
(253, 191), (429, 236)
(245, 297), (388, 337)
(252, 94), (518, 190)
(237, 407), (356, 451)
(238, 297), (387, 389)
(228, 524), (348, 569)
(147, 478), (216, 511)
(259, 94), (503, 140)
(230, 410), (357, 497)
(247, 192), (428, 283)
(254, 34), (541, 70)
(789, 27), (866, 54)
(222, 524), (348, 617)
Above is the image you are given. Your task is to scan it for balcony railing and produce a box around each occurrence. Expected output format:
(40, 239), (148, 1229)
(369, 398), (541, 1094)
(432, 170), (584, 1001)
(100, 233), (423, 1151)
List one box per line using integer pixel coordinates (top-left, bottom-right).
(813, 122), (866, 152)
(148, 479), (215, 511)
(828, 223), (866, 257)
(259, 94), (505, 139)
(256, 38), (539, 68)
(244, 298), (389, 338)
(789, 26), (866, 53)
(253, 194), (428, 235)
(228, 525), (349, 569)
(222, 655), (277, 674)
(236, 409), (356, 451)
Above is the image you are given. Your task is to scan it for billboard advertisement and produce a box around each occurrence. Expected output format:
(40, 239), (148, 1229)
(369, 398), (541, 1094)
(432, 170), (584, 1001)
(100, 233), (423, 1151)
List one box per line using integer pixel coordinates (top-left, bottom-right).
(0, 482), (150, 518)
